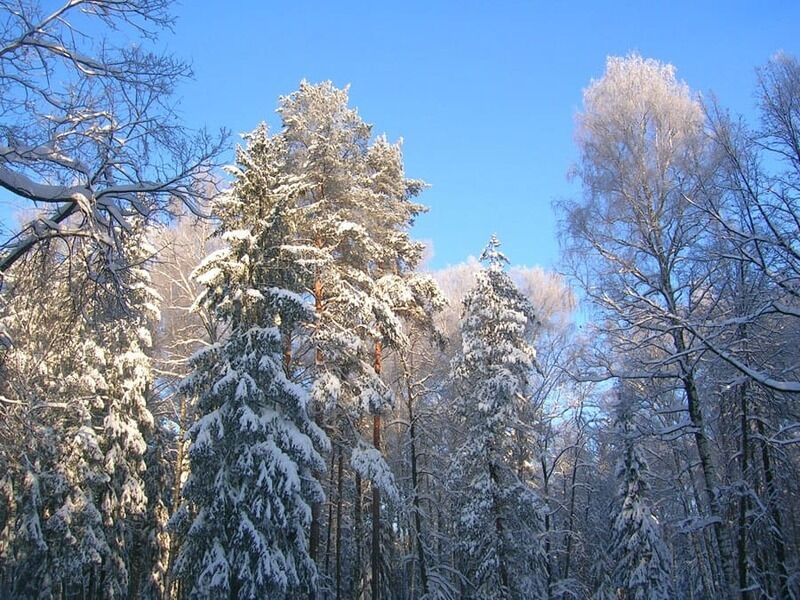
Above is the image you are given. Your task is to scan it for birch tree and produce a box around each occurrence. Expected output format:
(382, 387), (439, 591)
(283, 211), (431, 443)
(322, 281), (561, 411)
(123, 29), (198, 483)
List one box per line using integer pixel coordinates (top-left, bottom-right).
(559, 54), (738, 596)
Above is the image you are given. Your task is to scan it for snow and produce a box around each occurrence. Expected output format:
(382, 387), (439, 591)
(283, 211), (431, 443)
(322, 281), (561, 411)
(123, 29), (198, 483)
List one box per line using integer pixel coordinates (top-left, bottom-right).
(221, 229), (254, 242)
(195, 266), (222, 286)
(351, 444), (400, 503)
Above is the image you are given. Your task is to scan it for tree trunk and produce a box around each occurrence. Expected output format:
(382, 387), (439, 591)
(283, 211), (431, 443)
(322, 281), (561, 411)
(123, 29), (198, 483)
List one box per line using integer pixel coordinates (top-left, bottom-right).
(282, 328), (293, 377)
(354, 472), (364, 598)
(737, 381), (751, 600)
(405, 367), (428, 595)
(370, 341), (383, 600)
(370, 416), (382, 599)
(562, 446), (579, 581)
(309, 275), (325, 597)
(167, 392), (188, 597)
(756, 420), (789, 599)
(324, 446), (337, 575)
(563, 406), (584, 582)
(674, 329), (737, 598)
(540, 454), (552, 600)
(672, 448), (715, 599)
(336, 450), (344, 600)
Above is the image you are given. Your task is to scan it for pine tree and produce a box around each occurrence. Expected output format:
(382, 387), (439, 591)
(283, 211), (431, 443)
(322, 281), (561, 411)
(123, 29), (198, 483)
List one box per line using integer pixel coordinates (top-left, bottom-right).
(172, 126), (328, 599)
(253, 81), (434, 597)
(449, 236), (546, 600)
(607, 394), (672, 600)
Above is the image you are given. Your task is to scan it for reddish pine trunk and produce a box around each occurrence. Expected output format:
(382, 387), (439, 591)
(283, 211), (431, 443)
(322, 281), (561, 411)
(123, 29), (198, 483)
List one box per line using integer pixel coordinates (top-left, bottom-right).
(309, 275), (325, 598)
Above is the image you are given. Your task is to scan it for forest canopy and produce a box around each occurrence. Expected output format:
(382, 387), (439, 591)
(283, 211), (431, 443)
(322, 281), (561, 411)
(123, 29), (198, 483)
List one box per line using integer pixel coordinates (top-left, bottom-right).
(0, 2), (799, 599)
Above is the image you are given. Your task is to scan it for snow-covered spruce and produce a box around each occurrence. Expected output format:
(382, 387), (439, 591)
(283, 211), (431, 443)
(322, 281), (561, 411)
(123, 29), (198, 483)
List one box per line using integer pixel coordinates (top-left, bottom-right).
(604, 393), (672, 600)
(172, 133), (327, 599)
(449, 236), (547, 600)
(0, 227), (162, 598)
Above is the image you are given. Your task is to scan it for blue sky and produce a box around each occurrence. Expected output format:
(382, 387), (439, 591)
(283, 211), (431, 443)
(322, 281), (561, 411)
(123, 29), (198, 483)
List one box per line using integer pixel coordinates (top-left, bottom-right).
(3, 1), (800, 271)
(167, 1), (800, 270)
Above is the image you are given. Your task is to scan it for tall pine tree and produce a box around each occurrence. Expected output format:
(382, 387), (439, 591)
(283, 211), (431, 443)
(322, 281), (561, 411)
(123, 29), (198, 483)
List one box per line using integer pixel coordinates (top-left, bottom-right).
(261, 81), (435, 597)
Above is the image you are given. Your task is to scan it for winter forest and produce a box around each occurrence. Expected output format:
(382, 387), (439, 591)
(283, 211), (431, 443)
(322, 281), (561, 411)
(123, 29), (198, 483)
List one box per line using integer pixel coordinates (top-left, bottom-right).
(1, 1), (799, 599)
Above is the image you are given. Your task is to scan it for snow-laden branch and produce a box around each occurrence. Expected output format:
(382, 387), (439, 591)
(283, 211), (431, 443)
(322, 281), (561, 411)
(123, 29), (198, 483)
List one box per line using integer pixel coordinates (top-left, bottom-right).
(0, 0), (227, 276)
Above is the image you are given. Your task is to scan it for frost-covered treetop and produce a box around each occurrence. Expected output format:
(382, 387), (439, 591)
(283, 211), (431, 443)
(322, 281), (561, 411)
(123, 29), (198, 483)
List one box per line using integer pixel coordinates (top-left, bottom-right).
(577, 54), (705, 190)
(580, 54), (703, 142)
(479, 234), (509, 271)
(455, 237), (539, 420)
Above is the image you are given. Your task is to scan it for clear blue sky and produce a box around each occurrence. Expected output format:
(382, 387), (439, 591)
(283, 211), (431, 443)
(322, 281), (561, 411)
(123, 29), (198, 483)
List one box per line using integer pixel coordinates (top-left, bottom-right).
(168, 1), (800, 270)
(4, 1), (800, 271)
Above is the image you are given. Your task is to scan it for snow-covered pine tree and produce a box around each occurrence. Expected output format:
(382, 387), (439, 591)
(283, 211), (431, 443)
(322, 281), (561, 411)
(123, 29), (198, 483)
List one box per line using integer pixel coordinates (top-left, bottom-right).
(607, 392), (672, 600)
(271, 81), (433, 596)
(172, 125), (328, 599)
(449, 236), (546, 600)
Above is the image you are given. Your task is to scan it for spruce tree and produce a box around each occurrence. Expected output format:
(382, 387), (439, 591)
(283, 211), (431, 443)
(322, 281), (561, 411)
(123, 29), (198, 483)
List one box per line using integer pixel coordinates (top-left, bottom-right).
(607, 394), (672, 600)
(449, 236), (546, 600)
(172, 125), (327, 599)
(0, 228), (160, 598)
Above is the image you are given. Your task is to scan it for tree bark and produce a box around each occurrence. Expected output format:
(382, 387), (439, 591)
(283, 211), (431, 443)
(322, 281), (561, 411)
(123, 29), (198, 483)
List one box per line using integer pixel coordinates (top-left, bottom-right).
(562, 445), (580, 581)
(679, 361), (737, 598)
(757, 420), (789, 599)
(563, 405), (584, 582)
(167, 392), (188, 597)
(282, 329), (293, 377)
(371, 340), (383, 600)
(309, 275), (325, 599)
(405, 365), (428, 595)
(354, 472), (363, 598)
(335, 450), (344, 600)
(737, 381), (751, 600)
(672, 448), (715, 599)
(324, 446), (337, 575)
(540, 454), (552, 600)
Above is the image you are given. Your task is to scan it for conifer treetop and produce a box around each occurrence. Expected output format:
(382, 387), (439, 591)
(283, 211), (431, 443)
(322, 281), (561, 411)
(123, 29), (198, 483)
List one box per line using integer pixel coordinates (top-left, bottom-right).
(479, 234), (509, 270)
